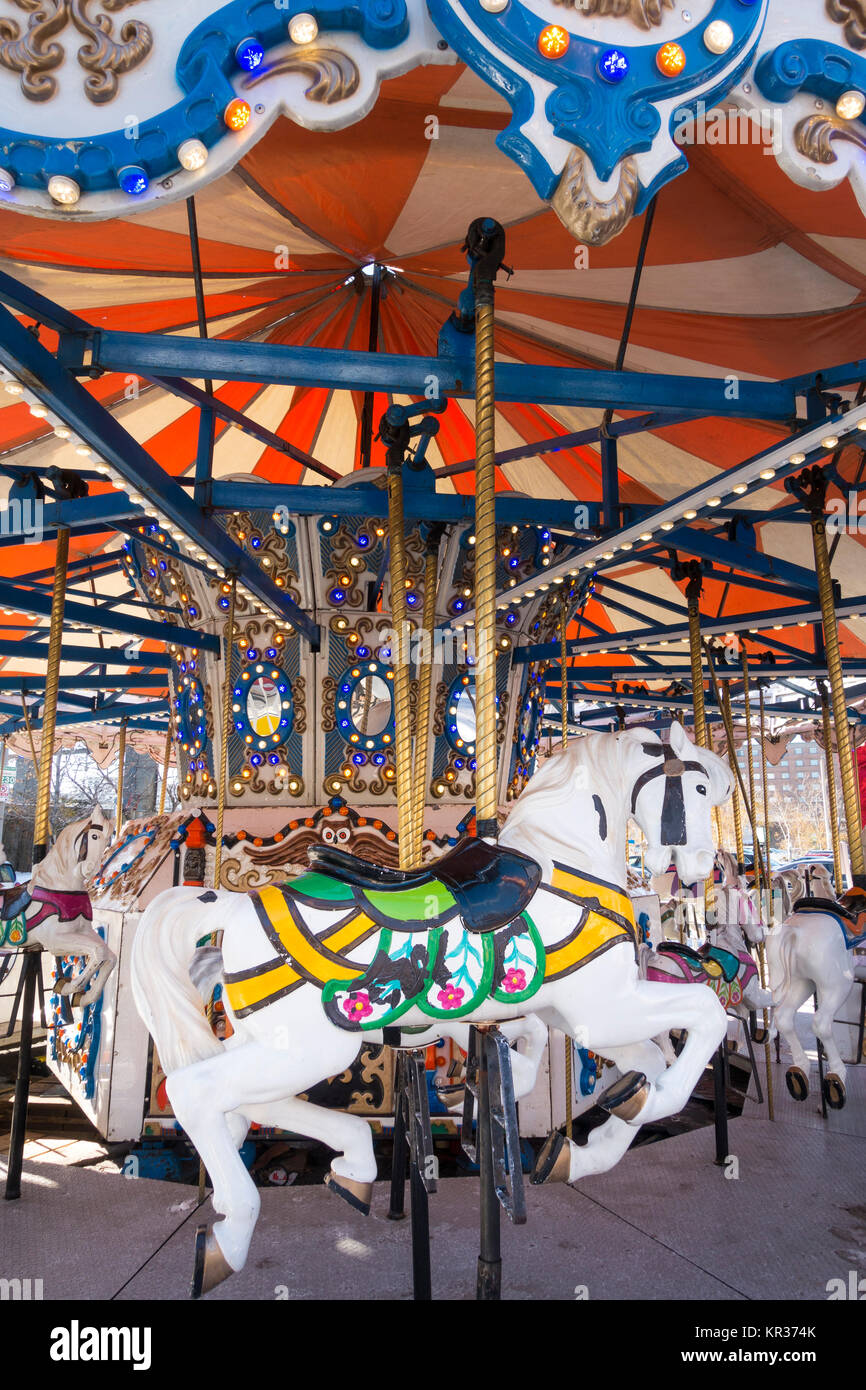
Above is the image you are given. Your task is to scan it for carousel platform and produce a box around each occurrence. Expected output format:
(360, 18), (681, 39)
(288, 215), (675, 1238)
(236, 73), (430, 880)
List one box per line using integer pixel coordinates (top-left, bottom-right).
(2, 1018), (864, 1303)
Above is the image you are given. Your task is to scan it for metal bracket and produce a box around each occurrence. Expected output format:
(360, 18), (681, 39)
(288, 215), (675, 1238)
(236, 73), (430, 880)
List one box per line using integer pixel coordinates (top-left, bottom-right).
(461, 1025), (526, 1225)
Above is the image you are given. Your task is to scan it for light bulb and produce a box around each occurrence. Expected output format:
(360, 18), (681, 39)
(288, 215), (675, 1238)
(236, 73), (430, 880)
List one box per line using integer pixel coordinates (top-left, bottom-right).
(289, 12), (318, 44)
(48, 175), (81, 206)
(836, 90), (865, 121)
(703, 21), (733, 56)
(178, 139), (209, 172)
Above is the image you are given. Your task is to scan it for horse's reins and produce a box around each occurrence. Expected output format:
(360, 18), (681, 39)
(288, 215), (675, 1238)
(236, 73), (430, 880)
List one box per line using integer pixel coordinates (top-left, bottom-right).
(630, 747), (707, 846)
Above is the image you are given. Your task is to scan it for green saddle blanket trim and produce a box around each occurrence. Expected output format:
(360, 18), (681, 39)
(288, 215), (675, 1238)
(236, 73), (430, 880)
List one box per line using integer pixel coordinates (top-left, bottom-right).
(290, 871), (356, 904)
(362, 879), (456, 924)
(0, 913), (27, 948)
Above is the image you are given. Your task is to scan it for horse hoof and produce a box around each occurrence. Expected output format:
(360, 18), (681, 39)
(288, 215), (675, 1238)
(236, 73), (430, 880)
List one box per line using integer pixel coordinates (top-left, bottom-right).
(530, 1129), (572, 1186)
(751, 1026), (768, 1045)
(191, 1225), (234, 1299)
(324, 1170), (372, 1216)
(726, 1038), (739, 1054)
(435, 1082), (465, 1112)
(597, 1070), (649, 1123)
(823, 1073), (846, 1110)
(785, 1066), (808, 1102)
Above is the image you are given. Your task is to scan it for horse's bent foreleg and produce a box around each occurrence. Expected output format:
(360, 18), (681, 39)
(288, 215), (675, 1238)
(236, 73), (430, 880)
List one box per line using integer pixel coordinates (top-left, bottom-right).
(243, 1095), (377, 1202)
(598, 981), (726, 1126)
(533, 1040), (667, 1187)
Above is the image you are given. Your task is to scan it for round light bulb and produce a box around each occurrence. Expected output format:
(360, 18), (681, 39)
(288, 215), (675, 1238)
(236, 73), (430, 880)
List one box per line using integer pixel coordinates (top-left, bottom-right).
(178, 139), (209, 172)
(821, 436), (839, 450)
(224, 98), (252, 132)
(0, 168), (15, 193)
(703, 21), (733, 56)
(538, 24), (569, 58)
(289, 12), (318, 44)
(48, 174), (81, 206)
(836, 89), (865, 121)
(479, 0), (508, 10)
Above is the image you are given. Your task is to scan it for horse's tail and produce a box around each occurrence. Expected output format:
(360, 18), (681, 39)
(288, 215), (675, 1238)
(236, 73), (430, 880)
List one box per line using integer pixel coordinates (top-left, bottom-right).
(130, 887), (236, 1076)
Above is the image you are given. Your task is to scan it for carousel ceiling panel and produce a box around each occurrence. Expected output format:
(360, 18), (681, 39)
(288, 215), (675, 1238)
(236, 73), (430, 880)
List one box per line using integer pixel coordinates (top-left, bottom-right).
(383, 126), (546, 259)
(480, 248), (862, 317)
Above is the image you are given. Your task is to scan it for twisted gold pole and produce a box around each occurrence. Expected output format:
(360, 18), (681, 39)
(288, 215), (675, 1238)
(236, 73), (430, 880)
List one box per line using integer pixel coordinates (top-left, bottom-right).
(158, 724), (172, 817)
(738, 647), (766, 892)
(687, 589), (707, 750)
(560, 600), (569, 751)
(115, 718), (128, 840)
(213, 577), (236, 890)
(387, 465), (415, 869)
(411, 545), (439, 866)
(809, 507), (864, 883)
(474, 296), (498, 839)
(722, 683), (745, 870)
(819, 682), (843, 892)
(756, 683), (775, 1121)
(33, 527), (69, 860)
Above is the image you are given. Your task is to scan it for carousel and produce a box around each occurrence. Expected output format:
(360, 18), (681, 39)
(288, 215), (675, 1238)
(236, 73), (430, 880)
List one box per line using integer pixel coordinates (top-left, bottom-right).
(0, 0), (865, 1306)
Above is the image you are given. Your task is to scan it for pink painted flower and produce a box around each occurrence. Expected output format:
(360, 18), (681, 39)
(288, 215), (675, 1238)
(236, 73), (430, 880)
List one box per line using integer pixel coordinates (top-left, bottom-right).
(437, 983), (465, 1010)
(343, 991), (373, 1021)
(502, 968), (527, 994)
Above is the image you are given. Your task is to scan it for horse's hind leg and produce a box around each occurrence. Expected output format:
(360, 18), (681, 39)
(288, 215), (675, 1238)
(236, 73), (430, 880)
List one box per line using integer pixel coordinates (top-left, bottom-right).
(533, 1040), (667, 1186)
(167, 1034), (364, 1292)
(813, 977), (851, 1107)
(775, 975), (813, 1099)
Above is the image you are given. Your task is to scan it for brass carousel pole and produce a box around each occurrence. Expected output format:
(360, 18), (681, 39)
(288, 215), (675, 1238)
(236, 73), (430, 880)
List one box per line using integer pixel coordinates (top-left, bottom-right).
(756, 681), (775, 1121)
(722, 683), (745, 872)
(466, 217), (506, 1303)
(199, 576), (236, 1201)
(5, 527), (69, 1201)
(158, 724), (173, 817)
(787, 467), (865, 888)
(410, 530), (442, 867)
(386, 459), (414, 871)
(115, 718), (128, 838)
(819, 682), (844, 893)
(559, 599), (573, 1137)
(468, 218), (505, 846)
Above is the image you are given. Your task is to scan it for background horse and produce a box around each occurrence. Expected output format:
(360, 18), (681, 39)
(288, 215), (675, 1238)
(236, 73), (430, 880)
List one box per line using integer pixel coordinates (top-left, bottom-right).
(768, 894), (861, 1110)
(132, 722), (732, 1293)
(0, 809), (113, 1008)
(640, 849), (771, 1063)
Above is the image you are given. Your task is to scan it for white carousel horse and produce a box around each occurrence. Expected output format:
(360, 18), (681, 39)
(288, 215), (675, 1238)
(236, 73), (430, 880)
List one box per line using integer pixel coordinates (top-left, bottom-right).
(0, 809), (114, 1007)
(131, 721), (732, 1293)
(768, 860), (866, 1109)
(640, 850), (772, 1064)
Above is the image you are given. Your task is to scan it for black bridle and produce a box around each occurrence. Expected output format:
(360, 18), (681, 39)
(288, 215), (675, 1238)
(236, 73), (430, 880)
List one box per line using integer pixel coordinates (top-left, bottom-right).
(631, 746), (707, 845)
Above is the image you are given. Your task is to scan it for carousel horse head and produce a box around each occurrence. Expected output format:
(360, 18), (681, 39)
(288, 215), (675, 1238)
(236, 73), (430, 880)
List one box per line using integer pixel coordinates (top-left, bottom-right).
(32, 805), (112, 889)
(627, 722), (732, 888)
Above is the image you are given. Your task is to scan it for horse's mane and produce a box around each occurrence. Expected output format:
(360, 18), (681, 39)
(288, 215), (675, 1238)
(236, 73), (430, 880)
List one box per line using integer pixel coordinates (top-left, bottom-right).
(502, 733), (622, 842)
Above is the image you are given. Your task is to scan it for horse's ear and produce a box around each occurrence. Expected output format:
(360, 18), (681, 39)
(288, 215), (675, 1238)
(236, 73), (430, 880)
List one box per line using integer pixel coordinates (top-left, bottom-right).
(669, 721), (693, 759)
(77, 827), (90, 862)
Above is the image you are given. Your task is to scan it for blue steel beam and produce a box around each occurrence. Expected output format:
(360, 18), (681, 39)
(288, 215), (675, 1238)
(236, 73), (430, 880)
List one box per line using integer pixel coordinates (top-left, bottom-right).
(545, 660), (866, 681)
(0, 266), (93, 337)
(0, 640), (171, 667)
(0, 575), (218, 652)
(87, 330), (798, 419)
(0, 302), (319, 647)
(514, 594), (866, 664)
(662, 527), (818, 593)
(210, 481), (612, 530)
(0, 675), (168, 692)
(0, 702), (168, 736)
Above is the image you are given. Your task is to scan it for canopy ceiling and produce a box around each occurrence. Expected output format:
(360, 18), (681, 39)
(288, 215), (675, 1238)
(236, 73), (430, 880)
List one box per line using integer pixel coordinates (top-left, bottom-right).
(1, 66), (865, 727)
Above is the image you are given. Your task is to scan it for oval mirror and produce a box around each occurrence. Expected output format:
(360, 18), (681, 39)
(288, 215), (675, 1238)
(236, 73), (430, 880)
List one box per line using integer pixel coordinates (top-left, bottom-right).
(247, 675), (283, 736)
(350, 674), (392, 736)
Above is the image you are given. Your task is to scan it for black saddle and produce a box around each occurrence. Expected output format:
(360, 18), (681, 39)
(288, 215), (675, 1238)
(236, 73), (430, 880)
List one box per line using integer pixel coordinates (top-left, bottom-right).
(0, 882), (29, 922)
(307, 836), (542, 934)
(657, 940), (705, 964)
(794, 895), (850, 920)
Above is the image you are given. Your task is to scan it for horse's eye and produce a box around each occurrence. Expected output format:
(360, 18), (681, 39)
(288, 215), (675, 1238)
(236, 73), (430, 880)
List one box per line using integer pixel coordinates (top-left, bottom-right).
(696, 784), (707, 796)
